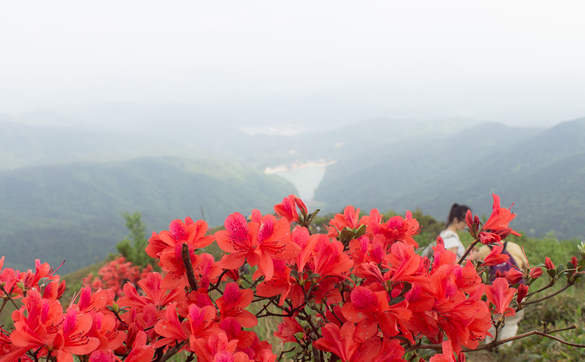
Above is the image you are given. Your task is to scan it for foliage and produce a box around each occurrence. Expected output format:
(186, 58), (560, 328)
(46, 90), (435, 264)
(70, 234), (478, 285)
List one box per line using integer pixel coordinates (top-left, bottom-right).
(116, 212), (156, 268)
(1, 194), (585, 362)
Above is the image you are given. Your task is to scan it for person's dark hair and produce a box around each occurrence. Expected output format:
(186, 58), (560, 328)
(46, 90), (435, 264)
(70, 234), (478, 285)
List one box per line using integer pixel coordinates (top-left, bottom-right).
(447, 203), (471, 226)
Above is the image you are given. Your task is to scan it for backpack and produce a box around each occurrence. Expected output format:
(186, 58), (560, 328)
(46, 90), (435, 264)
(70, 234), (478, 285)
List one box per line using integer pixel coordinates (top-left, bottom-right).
(488, 242), (524, 284)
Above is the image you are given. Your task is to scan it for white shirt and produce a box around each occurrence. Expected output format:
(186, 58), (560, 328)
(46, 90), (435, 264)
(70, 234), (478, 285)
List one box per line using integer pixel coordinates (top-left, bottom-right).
(440, 229), (465, 259)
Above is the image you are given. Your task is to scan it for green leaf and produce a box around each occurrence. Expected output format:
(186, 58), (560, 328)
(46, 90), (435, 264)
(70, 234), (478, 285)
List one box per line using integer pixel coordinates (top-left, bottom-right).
(354, 224), (367, 239)
(38, 277), (50, 287)
(339, 229), (355, 243)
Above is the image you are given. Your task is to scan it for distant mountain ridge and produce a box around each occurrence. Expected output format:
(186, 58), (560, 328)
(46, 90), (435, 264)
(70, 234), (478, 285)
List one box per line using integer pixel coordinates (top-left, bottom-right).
(0, 157), (296, 273)
(314, 118), (585, 239)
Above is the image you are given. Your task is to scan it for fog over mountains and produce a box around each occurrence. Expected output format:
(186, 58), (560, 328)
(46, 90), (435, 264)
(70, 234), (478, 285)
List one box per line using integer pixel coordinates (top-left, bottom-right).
(2, 102), (585, 272)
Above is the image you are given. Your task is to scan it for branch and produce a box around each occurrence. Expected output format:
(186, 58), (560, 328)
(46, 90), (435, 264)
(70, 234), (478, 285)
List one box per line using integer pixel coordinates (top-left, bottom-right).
(458, 239), (480, 265)
(0, 298), (8, 315)
(257, 311), (294, 319)
(0, 285), (19, 309)
(524, 282), (574, 306)
(249, 276), (264, 289)
(548, 325), (577, 334)
(525, 279), (555, 298)
(181, 243), (198, 291)
(208, 269), (230, 292)
(111, 310), (129, 329)
(278, 346), (296, 362)
(255, 300), (273, 317)
(157, 340), (188, 362)
(407, 325), (584, 353)
(303, 312), (322, 339)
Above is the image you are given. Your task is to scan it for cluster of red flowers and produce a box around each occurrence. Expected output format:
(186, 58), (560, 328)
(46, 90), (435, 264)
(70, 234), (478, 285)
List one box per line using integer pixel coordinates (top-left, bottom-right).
(1, 194), (584, 362)
(84, 257), (153, 296)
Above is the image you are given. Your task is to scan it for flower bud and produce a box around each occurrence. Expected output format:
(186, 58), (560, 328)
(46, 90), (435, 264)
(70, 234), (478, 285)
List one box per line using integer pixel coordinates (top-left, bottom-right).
(516, 284), (529, 304)
(570, 256), (579, 269)
(225, 269), (240, 282)
(478, 231), (501, 245)
(465, 210), (476, 235)
(529, 267), (543, 280)
(465, 209), (473, 226)
(295, 196), (308, 217)
(504, 268), (524, 285)
(545, 257), (555, 270)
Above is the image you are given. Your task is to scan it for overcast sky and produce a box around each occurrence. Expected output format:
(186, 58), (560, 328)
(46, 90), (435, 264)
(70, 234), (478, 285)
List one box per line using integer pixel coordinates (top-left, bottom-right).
(2, 0), (585, 127)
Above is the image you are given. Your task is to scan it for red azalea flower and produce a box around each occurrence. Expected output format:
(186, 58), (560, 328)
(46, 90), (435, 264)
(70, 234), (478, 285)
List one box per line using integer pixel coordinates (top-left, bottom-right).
(482, 194), (520, 238)
(482, 245), (510, 266)
(379, 212), (421, 249)
(291, 227), (320, 274)
(429, 341), (457, 362)
(216, 283), (257, 328)
(311, 239), (354, 279)
(340, 286), (384, 342)
(478, 231), (501, 245)
(187, 303), (218, 338)
(314, 322), (359, 362)
(274, 194), (300, 222)
(384, 242), (426, 284)
(256, 260), (303, 307)
(430, 237), (457, 272)
(326, 206), (362, 238)
(145, 218), (214, 289)
(359, 209), (384, 236)
(216, 213), (300, 281)
(454, 262), (483, 295)
(153, 302), (190, 348)
(190, 332), (241, 362)
(124, 331), (155, 362)
(52, 308), (101, 361)
(503, 267), (524, 285)
(219, 317), (257, 349)
(146, 218), (214, 261)
(350, 336), (406, 362)
(484, 278), (516, 317)
(274, 195), (307, 223)
(89, 350), (117, 362)
(274, 317), (304, 345)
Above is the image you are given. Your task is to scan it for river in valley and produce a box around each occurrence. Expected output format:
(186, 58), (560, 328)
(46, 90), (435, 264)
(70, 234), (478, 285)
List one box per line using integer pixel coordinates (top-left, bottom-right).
(265, 161), (335, 202)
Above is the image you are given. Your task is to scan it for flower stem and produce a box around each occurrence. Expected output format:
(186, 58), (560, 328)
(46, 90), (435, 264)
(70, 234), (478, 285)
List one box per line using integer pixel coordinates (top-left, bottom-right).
(181, 243), (198, 291)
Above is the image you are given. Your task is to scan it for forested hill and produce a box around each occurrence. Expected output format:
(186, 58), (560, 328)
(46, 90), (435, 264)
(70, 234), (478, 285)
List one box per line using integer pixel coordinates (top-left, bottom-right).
(314, 118), (585, 239)
(0, 157), (296, 273)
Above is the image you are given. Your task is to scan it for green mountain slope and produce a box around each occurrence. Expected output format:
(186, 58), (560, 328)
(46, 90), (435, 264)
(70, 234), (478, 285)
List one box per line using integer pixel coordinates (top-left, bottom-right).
(314, 118), (585, 239)
(0, 157), (296, 273)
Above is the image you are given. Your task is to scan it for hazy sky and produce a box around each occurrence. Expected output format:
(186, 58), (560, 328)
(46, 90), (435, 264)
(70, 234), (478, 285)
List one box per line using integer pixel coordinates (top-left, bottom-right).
(2, 0), (585, 126)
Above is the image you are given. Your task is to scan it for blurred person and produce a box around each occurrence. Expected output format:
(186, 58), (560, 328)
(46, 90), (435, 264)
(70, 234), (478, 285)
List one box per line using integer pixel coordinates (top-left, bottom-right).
(422, 203), (471, 259)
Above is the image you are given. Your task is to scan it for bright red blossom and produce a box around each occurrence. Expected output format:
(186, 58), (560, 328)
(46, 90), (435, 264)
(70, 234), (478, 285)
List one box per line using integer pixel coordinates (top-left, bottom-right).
(1, 193), (574, 362)
(216, 212), (300, 281)
(485, 278), (516, 317)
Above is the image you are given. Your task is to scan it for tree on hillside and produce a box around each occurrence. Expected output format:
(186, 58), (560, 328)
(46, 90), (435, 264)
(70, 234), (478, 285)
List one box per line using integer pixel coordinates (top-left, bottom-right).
(116, 212), (156, 268)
